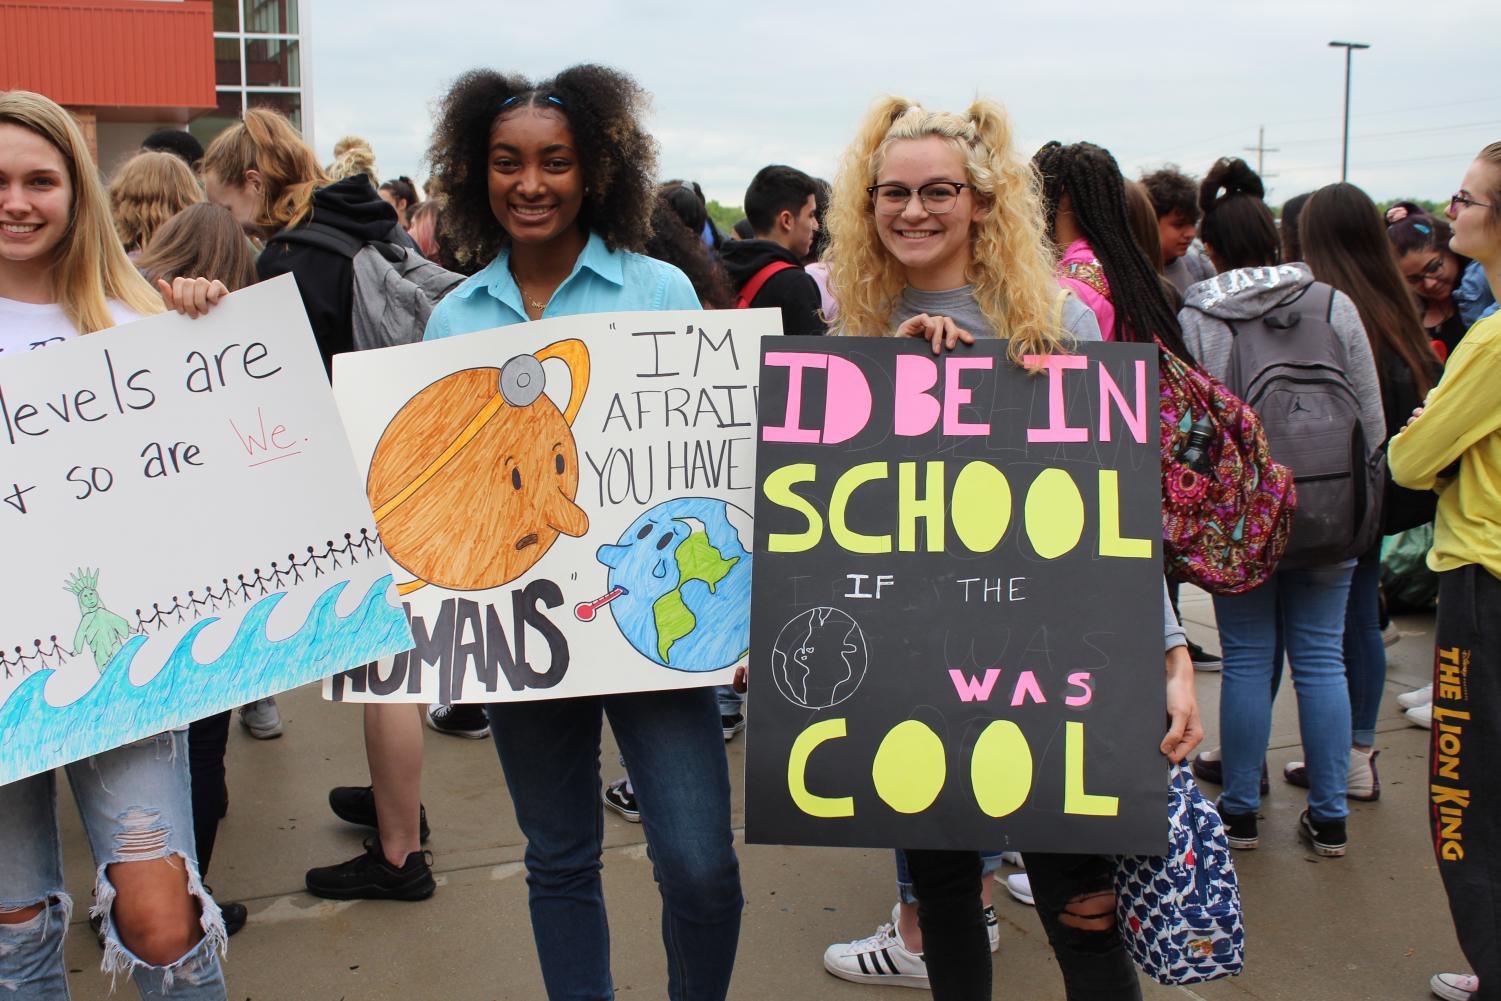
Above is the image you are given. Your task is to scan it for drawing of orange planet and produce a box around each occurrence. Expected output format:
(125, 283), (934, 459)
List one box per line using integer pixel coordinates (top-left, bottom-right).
(368, 339), (591, 593)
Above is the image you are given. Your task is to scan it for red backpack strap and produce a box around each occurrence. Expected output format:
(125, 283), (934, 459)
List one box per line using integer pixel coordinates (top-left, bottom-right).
(736, 261), (798, 308)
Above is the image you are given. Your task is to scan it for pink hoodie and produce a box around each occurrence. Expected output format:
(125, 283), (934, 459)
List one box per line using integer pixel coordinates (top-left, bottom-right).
(1056, 239), (1116, 341)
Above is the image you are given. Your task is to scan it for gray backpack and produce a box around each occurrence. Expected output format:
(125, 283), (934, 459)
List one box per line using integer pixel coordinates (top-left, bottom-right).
(1225, 283), (1384, 567)
(267, 222), (465, 350)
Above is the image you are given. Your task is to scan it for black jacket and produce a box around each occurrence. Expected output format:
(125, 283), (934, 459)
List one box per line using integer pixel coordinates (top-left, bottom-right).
(719, 239), (825, 336)
(255, 175), (405, 374)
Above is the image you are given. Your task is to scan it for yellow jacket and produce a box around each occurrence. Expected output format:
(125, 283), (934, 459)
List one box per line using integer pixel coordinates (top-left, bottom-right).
(1389, 310), (1501, 579)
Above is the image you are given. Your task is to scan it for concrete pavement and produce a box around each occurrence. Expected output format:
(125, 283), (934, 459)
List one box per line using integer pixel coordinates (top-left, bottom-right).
(54, 587), (1465, 1000)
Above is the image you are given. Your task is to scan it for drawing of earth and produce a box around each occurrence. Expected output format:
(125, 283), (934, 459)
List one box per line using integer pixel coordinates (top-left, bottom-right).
(770, 607), (868, 709)
(595, 498), (752, 672)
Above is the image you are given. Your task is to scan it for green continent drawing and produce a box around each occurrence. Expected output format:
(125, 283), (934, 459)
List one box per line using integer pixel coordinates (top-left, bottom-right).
(64, 568), (132, 671)
(650, 532), (738, 663)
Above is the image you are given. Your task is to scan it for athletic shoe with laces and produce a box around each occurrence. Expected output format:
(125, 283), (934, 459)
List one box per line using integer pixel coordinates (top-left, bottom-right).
(327, 784), (430, 843)
(1431, 972), (1479, 1001)
(1186, 639), (1222, 672)
(238, 697), (282, 739)
(1191, 747), (1270, 794)
(1283, 748), (1381, 801)
(1298, 809), (1347, 857)
(722, 712), (746, 741)
(425, 702), (490, 739)
(822, 909), (929, 988)
(1407, 702), (1434, 729)
(1215, 798), (1259, 850)
(603, 777), (640, 822)
(1399, 684), (1434, 709)
(305, 838), (435, 901)
(983, 904), (999, 953)
(1004, 872), (1034, 906)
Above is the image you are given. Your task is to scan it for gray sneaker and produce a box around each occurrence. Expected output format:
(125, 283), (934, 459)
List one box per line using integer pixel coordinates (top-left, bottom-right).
(239, 697), (283, 739)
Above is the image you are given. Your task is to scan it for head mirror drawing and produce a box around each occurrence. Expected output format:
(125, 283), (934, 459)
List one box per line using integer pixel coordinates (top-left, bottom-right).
(368, 339), (590, 593)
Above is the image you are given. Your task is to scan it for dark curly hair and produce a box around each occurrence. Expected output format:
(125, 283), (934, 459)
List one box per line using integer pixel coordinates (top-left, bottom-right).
(646, 192), (733, 308)
(425, 64), (658, 267)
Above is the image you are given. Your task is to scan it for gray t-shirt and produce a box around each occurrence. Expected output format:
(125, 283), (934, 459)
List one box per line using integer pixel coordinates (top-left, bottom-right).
(881, 285), (1183, 652)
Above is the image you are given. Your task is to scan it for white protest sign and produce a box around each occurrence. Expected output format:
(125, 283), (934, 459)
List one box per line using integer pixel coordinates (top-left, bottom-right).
(324, 309), (780, 703)
(0, 276), (413, 785)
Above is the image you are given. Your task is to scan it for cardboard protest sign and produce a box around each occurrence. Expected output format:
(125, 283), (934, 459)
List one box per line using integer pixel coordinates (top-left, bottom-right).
(0, 276), (413, 785)
(324, 309), (780, 704)
(744, 338), (1166, 855)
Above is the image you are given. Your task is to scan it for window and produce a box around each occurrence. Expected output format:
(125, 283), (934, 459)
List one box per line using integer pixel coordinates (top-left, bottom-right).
(215, 38), (242, 87)
(242, 0), (297, 34)
(246, 92), (302, 131)
(245, 38), (299, 87)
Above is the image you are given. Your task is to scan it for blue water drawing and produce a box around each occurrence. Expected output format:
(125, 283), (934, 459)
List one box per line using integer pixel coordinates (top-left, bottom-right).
(591, 498), (752, 673)
(0, 574), (410, 785)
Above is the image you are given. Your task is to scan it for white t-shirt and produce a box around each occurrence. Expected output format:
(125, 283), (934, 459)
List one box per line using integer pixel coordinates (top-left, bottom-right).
(0, 297), (144, 355)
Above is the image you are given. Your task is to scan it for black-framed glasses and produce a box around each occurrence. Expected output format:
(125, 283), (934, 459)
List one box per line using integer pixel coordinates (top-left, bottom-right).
(866, 181), (970, 215)
(1404, 255), (1444, 286)
(1450, 190), (1495, 212)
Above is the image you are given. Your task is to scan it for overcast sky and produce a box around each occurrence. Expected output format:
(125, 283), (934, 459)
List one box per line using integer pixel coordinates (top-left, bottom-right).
(308, 1), (1495, 209)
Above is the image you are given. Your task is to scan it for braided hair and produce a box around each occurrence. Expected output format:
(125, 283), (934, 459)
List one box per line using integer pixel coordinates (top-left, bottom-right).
(1033, 141), (1193, 361)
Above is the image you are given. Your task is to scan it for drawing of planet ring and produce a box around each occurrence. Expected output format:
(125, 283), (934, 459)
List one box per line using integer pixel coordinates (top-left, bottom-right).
(372, 340), (592, 596)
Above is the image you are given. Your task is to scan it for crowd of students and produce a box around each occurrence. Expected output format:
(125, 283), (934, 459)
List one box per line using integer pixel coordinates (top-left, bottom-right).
(0, 65), (1497, 1001)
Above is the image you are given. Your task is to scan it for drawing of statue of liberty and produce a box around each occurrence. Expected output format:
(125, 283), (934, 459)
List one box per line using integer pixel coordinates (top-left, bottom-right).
(64, 568), (132, 671)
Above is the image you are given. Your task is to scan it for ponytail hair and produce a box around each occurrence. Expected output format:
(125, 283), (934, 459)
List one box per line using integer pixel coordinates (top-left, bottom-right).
(827, 96), (1067, 365)
(200, 107), (327, 233)
(328, 143), (378, 185)
(379, 175), (421, 209)
(0, 90), (160, 331)
(1197, 157), (1278, 269)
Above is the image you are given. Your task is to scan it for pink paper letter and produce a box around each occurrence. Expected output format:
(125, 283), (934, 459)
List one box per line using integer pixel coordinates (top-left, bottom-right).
(943, 357), (992, 435)
(1098, 360), (1148, 444)
(894, 355), (941, 437)
(1024, 354), (1089, 443)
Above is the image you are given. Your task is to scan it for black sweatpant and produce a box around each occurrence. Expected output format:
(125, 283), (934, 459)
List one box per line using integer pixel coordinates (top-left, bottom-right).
(903, 848), (1141, 1001)
(188, 710), (232, 876)
(1432, 565), (1501, 1000)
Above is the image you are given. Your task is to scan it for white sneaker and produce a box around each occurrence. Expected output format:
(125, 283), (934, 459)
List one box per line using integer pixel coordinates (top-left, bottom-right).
(1406, 702), (1434, 729)
(1004, 873), (1034, 907)
(1383, 622), (1402, 647)
(238, 697), (282, 739)
(1399, 684), (1434, 709)
(823, 909), (928, 989)
(1431, 972), (1479, 1000)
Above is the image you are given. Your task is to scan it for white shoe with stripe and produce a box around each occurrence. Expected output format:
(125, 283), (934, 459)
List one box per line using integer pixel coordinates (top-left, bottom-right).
(822, 903), (999, 988)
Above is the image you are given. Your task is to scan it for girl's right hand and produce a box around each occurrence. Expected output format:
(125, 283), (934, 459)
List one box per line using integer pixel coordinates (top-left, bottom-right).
(1403, 405), (1424, 431)
(157, 277), (229, 319)
(897, 312), (974, 354)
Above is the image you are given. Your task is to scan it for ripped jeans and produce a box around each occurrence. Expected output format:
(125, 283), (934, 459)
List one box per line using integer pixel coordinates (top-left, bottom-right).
(0, 732), (227, 1000)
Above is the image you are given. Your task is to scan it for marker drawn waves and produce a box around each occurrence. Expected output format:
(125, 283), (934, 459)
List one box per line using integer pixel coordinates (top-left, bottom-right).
(0, 574), (409, 785)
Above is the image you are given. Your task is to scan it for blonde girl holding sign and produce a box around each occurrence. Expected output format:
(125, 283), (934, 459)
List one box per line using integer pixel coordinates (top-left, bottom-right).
(0, 89), (228, 1001)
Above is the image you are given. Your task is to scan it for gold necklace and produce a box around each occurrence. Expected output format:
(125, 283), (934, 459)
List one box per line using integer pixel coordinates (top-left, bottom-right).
(510, 266), (552, 313)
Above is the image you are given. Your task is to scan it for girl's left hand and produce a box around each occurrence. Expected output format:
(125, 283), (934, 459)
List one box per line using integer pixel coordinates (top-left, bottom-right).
(157, 277), (229, 319)
(1161, 645), (1203, 763)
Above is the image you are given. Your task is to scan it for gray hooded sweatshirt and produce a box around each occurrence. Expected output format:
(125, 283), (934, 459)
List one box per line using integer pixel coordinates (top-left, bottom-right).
(1177, 263), (1385, 449)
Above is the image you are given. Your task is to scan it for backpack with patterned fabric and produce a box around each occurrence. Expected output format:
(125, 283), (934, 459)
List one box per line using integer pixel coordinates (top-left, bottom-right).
(1159, 339), (1296, 594)
(1115, 763), (1245, 985)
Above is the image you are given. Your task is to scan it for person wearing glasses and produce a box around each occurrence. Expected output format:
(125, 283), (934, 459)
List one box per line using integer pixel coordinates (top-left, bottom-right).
(1390, 142), (1501, 1001)
(817, 96), (1201, 1001)
(1385, 200), (1495, 358)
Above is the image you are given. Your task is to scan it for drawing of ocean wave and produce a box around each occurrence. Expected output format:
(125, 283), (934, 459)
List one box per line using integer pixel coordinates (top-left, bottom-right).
(0, 574), (410, 785)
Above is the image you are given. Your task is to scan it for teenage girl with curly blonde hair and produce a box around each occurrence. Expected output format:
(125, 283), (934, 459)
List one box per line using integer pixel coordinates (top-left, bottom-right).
(817, 97), (1200, 1001)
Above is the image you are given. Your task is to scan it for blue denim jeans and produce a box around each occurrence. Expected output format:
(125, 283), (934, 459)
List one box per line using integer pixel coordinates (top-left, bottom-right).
(0, 732), (227, 1000)
(486, 687), (742, 1001)
(715, 685), (742, 717)
(893, 850), (1003, 906)
(1344, 551), (1386, 747)
(1215, 564), (1355, 821)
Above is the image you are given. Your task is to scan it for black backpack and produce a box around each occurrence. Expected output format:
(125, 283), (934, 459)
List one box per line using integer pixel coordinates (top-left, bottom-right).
(266, 222), (465, 350)
(1225, 283), (1384, 567)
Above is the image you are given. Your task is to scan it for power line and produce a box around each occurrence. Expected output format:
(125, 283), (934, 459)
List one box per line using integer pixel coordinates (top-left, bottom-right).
(1244, 126), (1279, 178)
(1274, 119), (1501, 148)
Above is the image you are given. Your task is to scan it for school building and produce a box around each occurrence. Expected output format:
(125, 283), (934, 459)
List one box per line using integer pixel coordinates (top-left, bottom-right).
(0, 0), (313, 174)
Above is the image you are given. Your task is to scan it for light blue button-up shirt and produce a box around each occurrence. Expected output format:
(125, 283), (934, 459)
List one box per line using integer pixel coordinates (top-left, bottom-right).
(424, 231), (701, 340)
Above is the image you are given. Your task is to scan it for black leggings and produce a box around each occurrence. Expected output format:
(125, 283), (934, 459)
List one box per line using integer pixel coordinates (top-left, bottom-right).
(903, 848), (1141, 1001)
(187, 711), (231, 876)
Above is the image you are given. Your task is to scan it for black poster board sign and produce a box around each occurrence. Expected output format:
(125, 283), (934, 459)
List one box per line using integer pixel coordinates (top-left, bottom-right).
(745, 338), (1166, 855)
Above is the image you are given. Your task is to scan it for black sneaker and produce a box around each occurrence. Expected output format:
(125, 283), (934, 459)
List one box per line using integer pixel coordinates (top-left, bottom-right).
(425, 703), (490, 739)
(204, 885), (247, 937)
(328, 785), (430, 843)
(1191, 748), (1270, 795)
(721, 712), (746, 742)
(603, 778), (640, 822)
(1186, 639), (1222, 672)
(1298, 809), (1348, 858)
(1215, 799), (1259, 850)
(305, 839), (435, 901)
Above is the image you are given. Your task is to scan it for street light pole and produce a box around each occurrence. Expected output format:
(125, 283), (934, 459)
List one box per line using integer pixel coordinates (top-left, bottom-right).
(1328, 40), (1370, 182)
